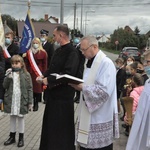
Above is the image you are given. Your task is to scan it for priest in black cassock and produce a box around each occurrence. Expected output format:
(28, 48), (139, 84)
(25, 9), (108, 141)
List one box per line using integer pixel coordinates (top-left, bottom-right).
(38, 25), (80, 150)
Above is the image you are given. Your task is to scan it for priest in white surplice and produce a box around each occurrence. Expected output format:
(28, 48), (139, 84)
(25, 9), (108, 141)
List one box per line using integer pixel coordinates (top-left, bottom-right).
(126, 50), (150, 150)
(70, 35), (119, 150)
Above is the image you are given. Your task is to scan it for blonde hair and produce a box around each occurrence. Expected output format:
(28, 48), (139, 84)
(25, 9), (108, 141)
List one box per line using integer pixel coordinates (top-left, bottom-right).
(127, 56), (135, 61)
(31, 37), (45, 52)
(11, 55), (27, 72)
(115, 58), (124, 64)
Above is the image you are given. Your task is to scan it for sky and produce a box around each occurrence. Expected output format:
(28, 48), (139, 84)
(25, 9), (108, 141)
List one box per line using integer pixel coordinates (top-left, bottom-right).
(0, 0), (150, 37)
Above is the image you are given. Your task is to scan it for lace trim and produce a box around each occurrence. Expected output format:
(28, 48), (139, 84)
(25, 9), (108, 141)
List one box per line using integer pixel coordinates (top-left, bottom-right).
(78, 114), (119, 149)
(83, 83), (109, 113)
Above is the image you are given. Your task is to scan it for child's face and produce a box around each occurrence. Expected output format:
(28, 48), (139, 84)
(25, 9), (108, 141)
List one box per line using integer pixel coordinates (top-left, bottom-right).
(127, 58), (134, 65)
(137, 63), (144, 70)
(130, 67), (136, 75)
(126, 65), (131, 72)
(115, 62), (122, 68)
(12, 62), (22, 69)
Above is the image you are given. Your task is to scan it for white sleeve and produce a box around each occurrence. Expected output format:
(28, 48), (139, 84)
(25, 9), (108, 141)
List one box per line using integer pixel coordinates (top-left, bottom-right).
(83, 58), (116, 113)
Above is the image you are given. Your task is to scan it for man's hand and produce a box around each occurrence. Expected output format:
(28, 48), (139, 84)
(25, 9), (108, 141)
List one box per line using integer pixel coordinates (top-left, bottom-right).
(69, 83), (83, 91)
(42, 77), (48, 85)
(36, 76), (44, 84)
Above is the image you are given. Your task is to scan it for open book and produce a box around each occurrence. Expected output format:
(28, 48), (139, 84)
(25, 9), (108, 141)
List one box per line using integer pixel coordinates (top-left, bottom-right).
(50, 73), (84, 84)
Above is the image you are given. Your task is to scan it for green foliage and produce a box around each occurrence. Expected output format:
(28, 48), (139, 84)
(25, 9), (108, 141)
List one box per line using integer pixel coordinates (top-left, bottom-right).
(38, 18), (45, 22)
(70, 29), (83, 39)
(1, 13), (149, 51)
(1, 14), (17, 33)
(104, 27), (148, 51)
(134, 26), (140, 35)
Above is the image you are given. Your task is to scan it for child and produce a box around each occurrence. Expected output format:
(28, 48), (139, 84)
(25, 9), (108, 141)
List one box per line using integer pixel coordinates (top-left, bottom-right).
(126, 50), (150, 150)
(126, 56), (135, 65)
(120, 64), (132, 121)
(115, 58), (126, 114)
(129, 62), (138, 76)
(124, 73), (144, 127)
(3, 55), (33, 147)
(137, 61), (148, 84)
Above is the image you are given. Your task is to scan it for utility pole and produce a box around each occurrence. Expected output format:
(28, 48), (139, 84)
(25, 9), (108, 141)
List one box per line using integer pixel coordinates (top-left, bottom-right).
(73, 3), (76, 39)
(73, 3), (76, 33)
(80, 0), (83, 34)
(60, 0), (64, 25)
(85, 10), (95, 36)
(76, 18), (78, 30)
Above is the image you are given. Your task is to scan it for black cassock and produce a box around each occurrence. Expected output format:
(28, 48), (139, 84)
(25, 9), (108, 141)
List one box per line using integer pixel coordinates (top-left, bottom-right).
(39, 43), (80, 150)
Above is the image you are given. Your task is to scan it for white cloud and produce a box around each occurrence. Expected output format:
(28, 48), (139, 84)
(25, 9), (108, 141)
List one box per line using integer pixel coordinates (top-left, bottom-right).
(1, 0), (150, 36)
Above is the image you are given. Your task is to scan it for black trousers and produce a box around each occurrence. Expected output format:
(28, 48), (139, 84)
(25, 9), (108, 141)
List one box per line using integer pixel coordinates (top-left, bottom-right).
(33, 93), (42, 102)
(43, 88), (49, 102)
(80, 144), (113, 150)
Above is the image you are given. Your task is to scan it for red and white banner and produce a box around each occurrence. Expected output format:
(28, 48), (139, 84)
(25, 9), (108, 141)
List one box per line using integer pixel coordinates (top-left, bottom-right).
(3, 46), (11, 58)
(27, 50), (42, 77)
(0, 14), (11, 58)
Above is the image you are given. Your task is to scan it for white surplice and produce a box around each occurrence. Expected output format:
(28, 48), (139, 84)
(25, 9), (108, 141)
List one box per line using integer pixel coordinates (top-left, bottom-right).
(126, 78), (150, 150)
(76, 50), (119, 149)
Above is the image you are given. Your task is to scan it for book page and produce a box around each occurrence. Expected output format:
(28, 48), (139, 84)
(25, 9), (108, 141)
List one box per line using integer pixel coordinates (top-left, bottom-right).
(50, 73), (84, 84)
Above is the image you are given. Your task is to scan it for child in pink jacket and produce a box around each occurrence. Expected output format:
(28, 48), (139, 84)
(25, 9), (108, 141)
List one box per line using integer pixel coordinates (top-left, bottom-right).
(124, 73), (144, 135)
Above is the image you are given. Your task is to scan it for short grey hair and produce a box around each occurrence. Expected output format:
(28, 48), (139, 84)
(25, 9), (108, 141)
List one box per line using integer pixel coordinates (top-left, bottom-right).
(81, 35), (98, 46)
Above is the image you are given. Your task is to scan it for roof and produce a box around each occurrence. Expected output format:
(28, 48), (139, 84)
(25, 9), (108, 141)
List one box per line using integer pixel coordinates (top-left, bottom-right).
(17, 21), (68, 38)
(4, 21), (13, 34)
(124, 26), (134, 34)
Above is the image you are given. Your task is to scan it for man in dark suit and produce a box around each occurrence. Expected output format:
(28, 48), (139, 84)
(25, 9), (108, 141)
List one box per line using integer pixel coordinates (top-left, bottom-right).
(40, 29), (54, 67)
(40, 29), (54, 104)
(5, 32), (19, 71)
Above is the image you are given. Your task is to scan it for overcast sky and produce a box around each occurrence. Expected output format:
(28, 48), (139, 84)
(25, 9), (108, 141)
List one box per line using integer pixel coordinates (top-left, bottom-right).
(0, 0), (150, 37)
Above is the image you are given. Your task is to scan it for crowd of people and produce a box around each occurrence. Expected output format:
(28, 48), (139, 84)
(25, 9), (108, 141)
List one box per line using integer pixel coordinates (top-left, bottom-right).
(0, 24), (150, 150)
(115, 55), (149, 137)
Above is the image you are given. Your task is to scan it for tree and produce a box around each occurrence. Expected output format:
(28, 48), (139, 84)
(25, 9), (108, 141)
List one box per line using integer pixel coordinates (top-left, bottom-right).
(134, 26), (140, 35)
(104, 27), (147, 51)
(1, 14), (17, 34)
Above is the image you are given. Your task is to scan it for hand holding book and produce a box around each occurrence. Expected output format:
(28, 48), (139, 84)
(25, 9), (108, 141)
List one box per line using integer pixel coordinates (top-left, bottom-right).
(50, 73), (84, 84)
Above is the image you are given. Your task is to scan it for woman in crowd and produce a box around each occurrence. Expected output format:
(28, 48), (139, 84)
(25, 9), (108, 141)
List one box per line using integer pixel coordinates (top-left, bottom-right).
(25, 37), (47, 111)
(137, 61), (148, 84)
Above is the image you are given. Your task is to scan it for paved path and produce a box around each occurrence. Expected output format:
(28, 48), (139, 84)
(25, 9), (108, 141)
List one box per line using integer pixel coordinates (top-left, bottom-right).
(0, 103), (128, 150)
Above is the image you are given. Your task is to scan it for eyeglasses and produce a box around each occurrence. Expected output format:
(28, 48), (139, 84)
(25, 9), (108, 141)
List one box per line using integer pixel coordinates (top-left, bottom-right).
(80, 44), (93, 52)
